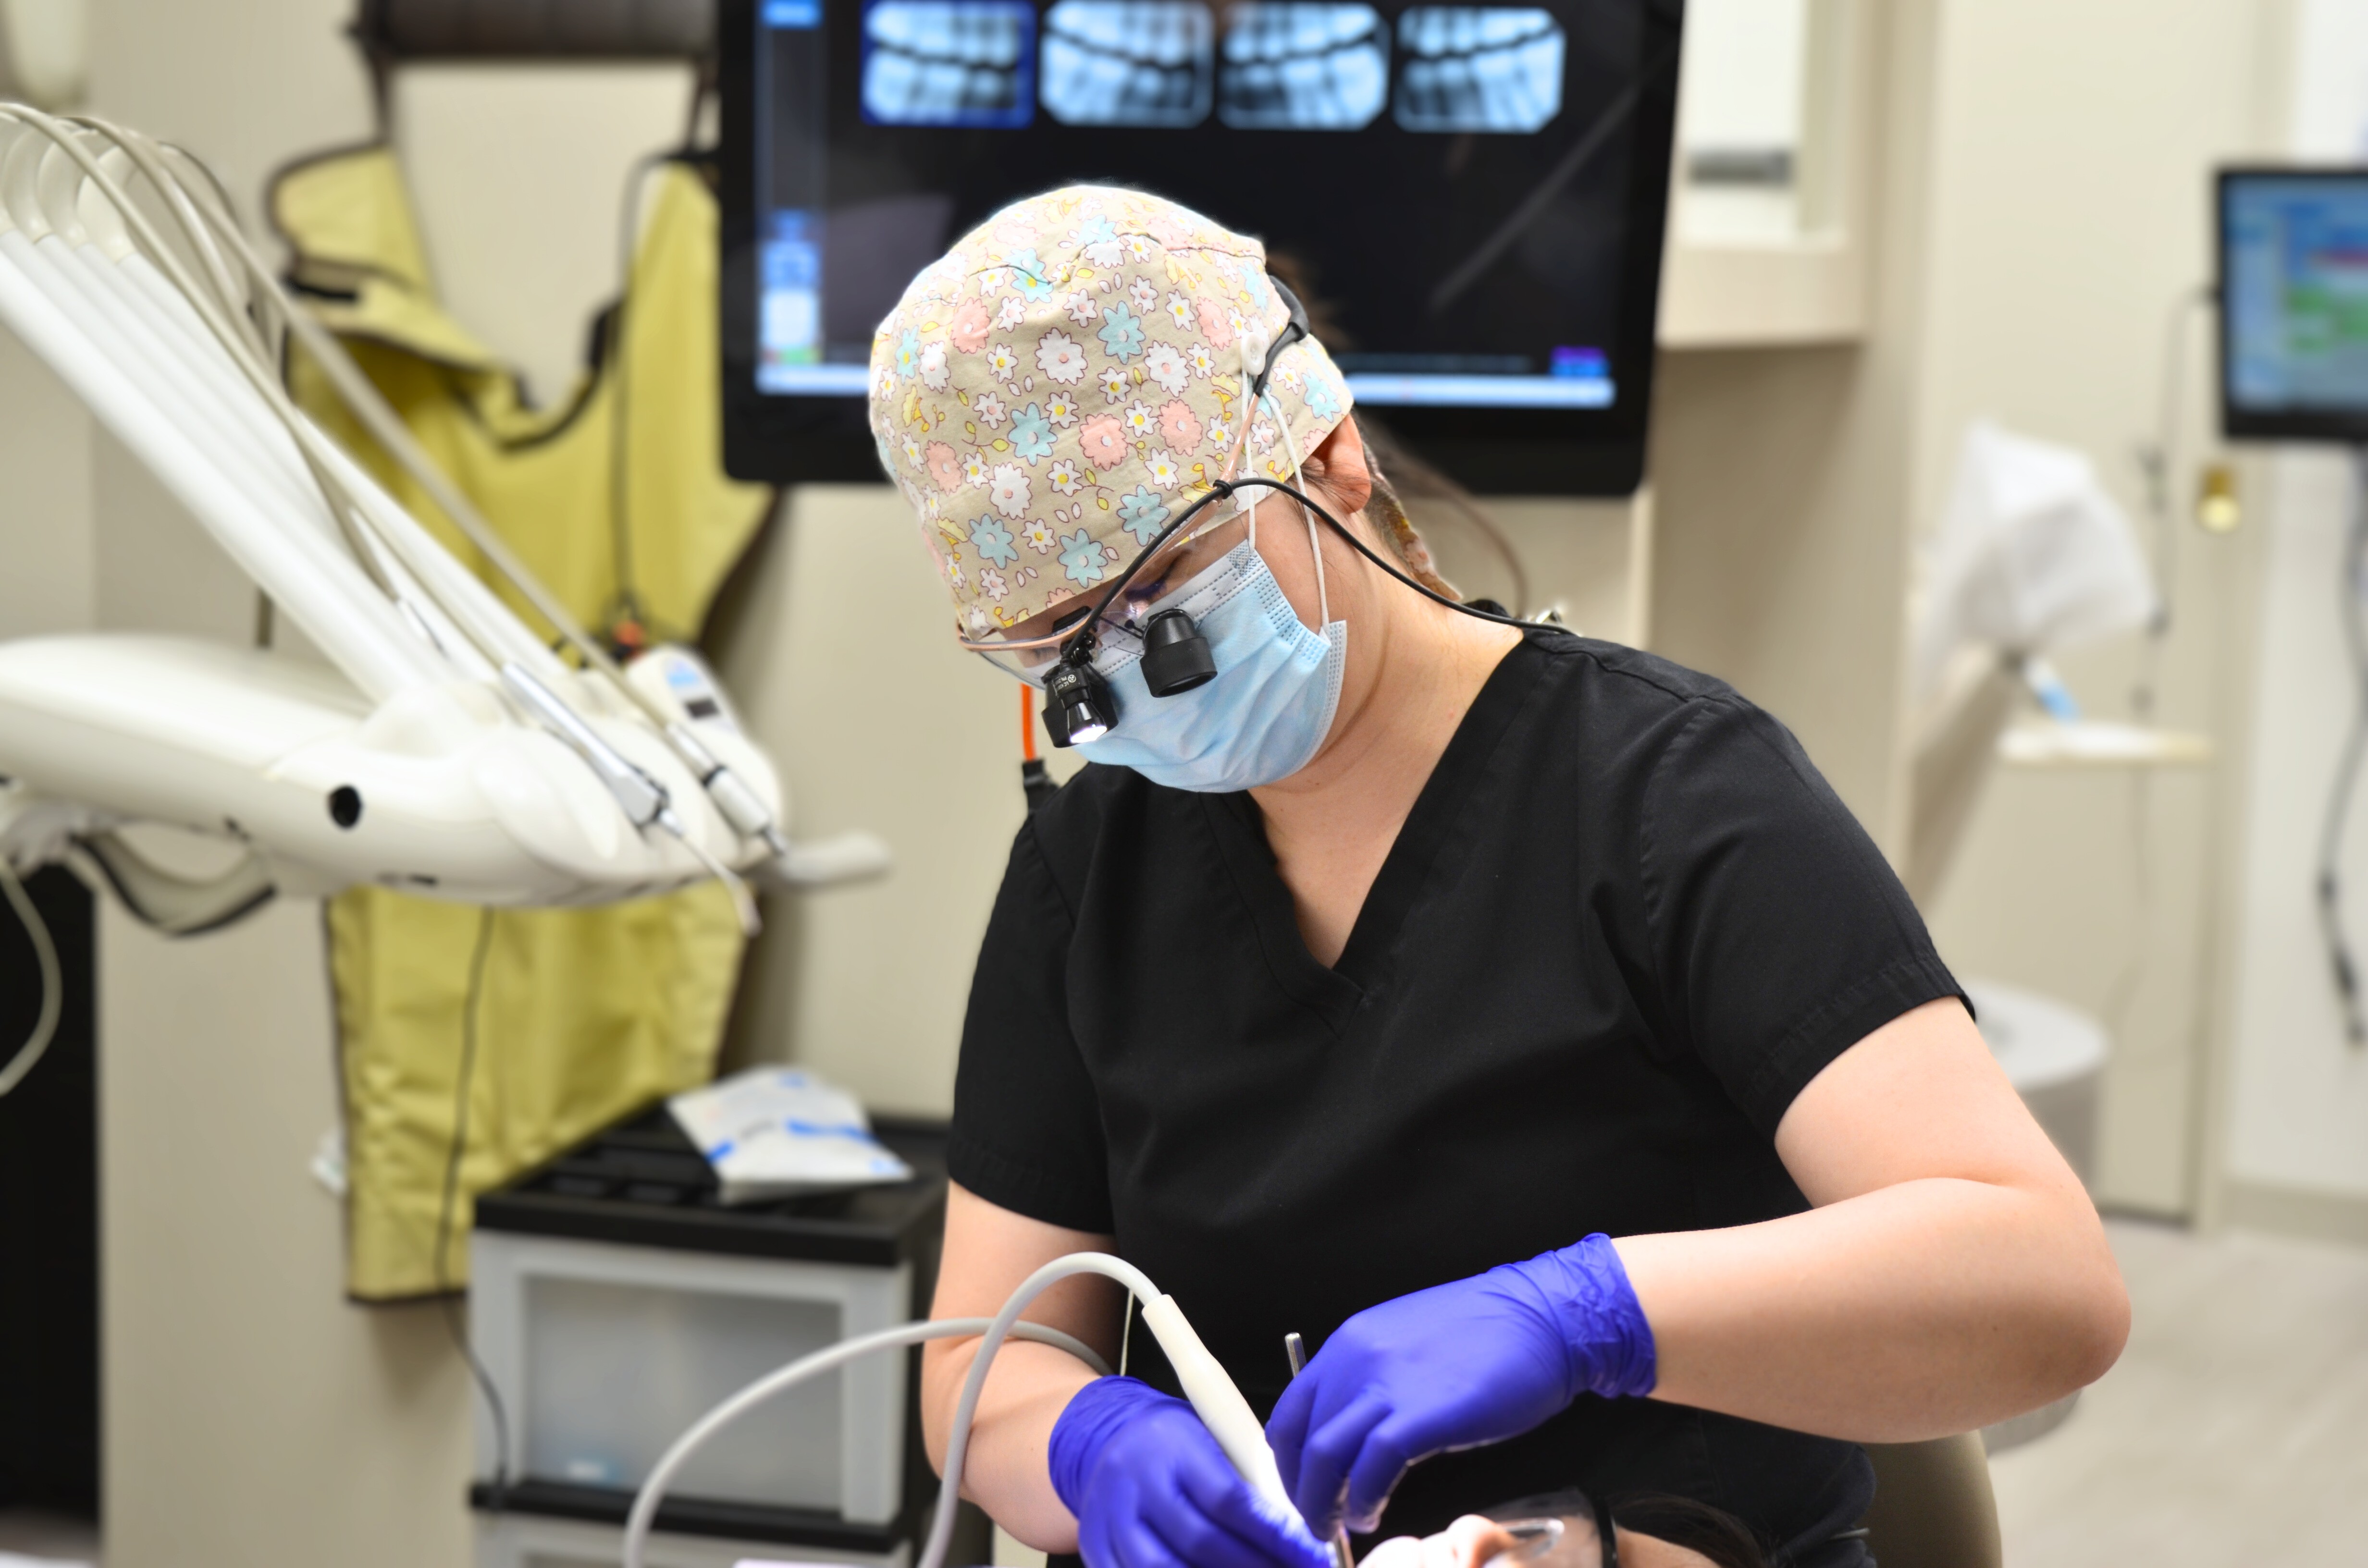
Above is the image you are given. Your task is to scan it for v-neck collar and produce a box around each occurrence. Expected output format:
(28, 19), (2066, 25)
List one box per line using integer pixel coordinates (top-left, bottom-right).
(1200, 632), (1554, 1033)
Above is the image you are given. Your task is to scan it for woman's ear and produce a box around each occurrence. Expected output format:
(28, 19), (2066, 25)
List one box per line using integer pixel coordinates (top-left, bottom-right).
(1306, 417), (1374, 518)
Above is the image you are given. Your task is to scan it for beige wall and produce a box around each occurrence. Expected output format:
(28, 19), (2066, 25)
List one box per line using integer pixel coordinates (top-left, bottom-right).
(393, 64), (699, 403)
(2222, 0), (2368, 1220)
(1647, 0), (1946, 845)
(1904, 0), (2279, 1216)
(99, 897), (477, 1568)
(1650, 345), (1923, 836)
(77, 404), (450, 1568)
(0, 321), (93, 637)
(1649, 0), (2290, 1221)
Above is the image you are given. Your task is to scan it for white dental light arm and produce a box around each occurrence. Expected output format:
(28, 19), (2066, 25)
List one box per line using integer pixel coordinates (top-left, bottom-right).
(0, 103), (886, 931)
(0, 126), (440, 698)
(23, 114), (552, 686)
(622, 1254), (1293, 1568)
(73, 114), (798, 860)
(8, 105), (601, 691)
(8, 114), (414, 610)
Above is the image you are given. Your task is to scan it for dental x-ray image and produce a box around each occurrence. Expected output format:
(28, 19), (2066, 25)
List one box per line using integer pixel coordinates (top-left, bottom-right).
(1395, 6), (1565, 132)
(1217, 2), (1391, 130)
(1041, 0), (1215, 126)
(862, 0), (1037, 125)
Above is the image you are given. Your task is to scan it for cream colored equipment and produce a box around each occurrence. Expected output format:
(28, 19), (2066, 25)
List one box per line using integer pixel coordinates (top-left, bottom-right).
(0, 108), (880, 934)
(1906, 420), (2161, 903)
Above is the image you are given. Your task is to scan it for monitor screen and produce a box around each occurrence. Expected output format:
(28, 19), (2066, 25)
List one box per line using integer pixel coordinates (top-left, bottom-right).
(2220, 169), (2368, 442)
(719, 0), (1682, 492)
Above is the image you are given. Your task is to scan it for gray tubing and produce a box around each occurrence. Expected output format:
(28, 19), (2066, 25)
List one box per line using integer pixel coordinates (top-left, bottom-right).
(924, 1253), (1164, 1568)
(622, 1313), (1115, 1568)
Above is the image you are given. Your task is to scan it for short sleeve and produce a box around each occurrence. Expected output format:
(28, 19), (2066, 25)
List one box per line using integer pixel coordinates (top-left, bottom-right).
(1638, 697), (1966, 1136)
(947, 821), (1115, 1234)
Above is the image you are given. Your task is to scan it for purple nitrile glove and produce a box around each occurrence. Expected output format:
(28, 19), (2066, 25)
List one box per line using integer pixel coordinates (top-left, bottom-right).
(1050, 1375), (1335, 1568)
(1263, 1234), (1657, 1537)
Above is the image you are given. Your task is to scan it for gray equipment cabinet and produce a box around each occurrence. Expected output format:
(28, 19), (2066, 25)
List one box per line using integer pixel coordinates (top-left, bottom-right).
(466, 1109), (955, 1568)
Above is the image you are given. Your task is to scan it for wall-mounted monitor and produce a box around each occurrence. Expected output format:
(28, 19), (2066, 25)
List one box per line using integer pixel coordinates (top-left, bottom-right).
(2220, 168), (2368, 443)
(720, 0), (1684, 494)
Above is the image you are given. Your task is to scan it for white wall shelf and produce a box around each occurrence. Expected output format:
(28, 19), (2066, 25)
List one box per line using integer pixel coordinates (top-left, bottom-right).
(1659, 0), (1874, 348)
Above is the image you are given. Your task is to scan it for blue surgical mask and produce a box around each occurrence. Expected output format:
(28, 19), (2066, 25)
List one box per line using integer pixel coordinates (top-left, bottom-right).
(1076, 540), (1347, 792)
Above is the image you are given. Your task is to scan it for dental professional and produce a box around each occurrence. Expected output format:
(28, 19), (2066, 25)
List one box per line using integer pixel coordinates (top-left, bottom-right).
(871, 189), (2128, 1568)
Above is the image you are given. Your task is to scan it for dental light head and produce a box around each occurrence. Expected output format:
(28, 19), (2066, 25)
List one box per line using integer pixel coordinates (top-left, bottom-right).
(0, 105), (873, 931)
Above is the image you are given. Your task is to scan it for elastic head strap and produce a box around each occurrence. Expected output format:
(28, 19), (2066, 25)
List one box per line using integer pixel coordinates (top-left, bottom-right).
(1255, 277), (1313, 403)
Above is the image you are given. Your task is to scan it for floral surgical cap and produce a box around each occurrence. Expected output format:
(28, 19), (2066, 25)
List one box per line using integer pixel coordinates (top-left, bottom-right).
(869, 185), (1355, 638)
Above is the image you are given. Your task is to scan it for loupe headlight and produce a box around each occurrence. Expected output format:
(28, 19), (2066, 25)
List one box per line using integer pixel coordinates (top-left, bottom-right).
(1041, 658), (1116, 748)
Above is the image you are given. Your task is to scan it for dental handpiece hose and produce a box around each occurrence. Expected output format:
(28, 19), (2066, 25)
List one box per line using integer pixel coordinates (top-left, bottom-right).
(622, 1251), (1299, 1568)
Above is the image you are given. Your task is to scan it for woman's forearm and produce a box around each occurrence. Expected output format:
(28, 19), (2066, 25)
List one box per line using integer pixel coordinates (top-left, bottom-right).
(1615, 1173), (2129, 1441)
(922, 1337), (1099, 1551)
(921, 1190), (1125, 1553)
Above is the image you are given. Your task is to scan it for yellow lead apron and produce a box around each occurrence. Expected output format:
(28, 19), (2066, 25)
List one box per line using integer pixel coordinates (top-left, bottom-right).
(271, 145), (777, 1300)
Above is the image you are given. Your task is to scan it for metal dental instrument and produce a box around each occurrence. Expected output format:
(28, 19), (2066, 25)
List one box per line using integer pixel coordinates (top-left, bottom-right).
(1285, 1331), (1359, 1568)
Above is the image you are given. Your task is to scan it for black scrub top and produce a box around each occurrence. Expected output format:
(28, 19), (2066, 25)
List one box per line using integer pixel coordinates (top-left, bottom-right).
(950, 629), (1965, 1568)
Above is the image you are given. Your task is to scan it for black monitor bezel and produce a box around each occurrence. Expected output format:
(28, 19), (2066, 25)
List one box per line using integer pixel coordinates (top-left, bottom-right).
(717, 0), (1683, 494)
(2216, 164), (2368, 444)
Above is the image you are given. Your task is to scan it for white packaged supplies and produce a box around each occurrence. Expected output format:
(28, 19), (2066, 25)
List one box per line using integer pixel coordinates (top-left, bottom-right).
(668, 1066), (914, 1205)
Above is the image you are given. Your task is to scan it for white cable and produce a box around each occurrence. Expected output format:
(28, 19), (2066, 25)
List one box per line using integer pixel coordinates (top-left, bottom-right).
(14, 117), (413, 602)
(23, 234), (312, 518)
(0, 859), (62, 1099)
(0, 235), (437, 697)
(1274, 391), (1329, 627)
(1224, 324), (1329, 625)
(85, 116), (803, 865)
(0, 106), (789, 901)
(24, 237), (460, 646)
(12, 113), (550, 694)
(92, 118), (696, 723)
(0, 110), (415, 613)
(622, 1316), (1114, 1568)
(623, 1253), (1164, 1568)
(0, 126), (441, 692)
(92, 137), (248, 348)
(620, 1254), (1296, 1568)
(1, 111), (770, 880)
(656, 809), (762, 938)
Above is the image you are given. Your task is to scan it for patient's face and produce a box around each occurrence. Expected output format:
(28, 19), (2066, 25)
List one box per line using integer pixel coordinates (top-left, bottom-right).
(1357, 1512), (1720, 1568)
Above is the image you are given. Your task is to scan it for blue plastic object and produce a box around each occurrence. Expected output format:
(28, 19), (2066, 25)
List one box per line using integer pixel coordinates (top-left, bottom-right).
(1263, 1234), (1657, 1535)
